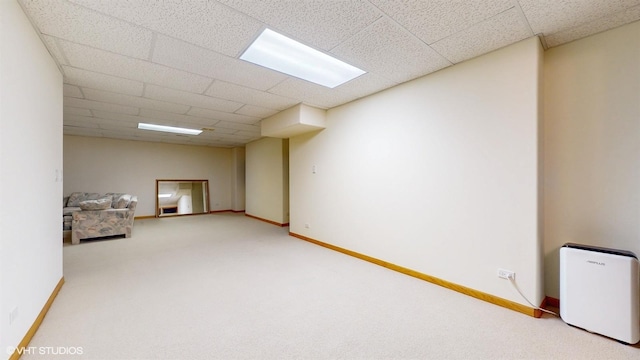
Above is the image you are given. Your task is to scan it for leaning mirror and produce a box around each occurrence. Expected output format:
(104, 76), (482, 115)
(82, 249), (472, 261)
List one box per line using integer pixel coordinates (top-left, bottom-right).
(156, 179), (210, 217)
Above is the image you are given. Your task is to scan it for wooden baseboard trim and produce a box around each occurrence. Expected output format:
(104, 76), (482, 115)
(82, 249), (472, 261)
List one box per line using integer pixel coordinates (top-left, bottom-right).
(139, 210), (247, 218)
(245, 213), (289, 227)
(542, 296), (560, 309)
(134, 215), (156, 220)
(289, 232), (539, 318)
(10, 277), (64, 360)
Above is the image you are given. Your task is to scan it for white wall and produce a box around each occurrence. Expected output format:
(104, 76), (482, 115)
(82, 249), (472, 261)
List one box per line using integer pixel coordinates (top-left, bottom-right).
(544, 21), (640, 298)
(0, 1), (63, 357)
(290, 37), (544, 307)
(246, 137), (289, 224)
(63, 135), (233, 216)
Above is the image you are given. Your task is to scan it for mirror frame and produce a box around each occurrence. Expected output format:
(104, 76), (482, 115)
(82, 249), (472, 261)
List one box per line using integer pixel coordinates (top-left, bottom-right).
(155, 179), (210, 218)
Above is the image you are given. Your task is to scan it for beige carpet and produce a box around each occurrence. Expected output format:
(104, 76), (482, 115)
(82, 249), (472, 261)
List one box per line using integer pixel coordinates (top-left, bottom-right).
(23, 213), (639, 359)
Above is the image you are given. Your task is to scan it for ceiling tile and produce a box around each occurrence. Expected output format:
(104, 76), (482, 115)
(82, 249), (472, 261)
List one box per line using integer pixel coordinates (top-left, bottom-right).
(66, 114), (139, 131)
(64, 126), (101, 136)
(234, 130), (261, 138)
(144, 84), (243, 113)
(64, 96), (139, 115)
(214, 121), (261, 133)
(105, 129), (142, 138)
(152, 35), (287, 91)
(519, 0), (640, 35)
(193, 133), (225, 142)
(216, 133), (259, 143)
(91, 110), (174, 128)
(545, 5), (640, 47)
(23, 0), (637, 149)
(370, 0), (513, 44)
(63, 66), (144, 96)
(20, 0), (152, 59)
(65, 114), (98, 124)
(336, 72), (399, 100)
(41, 35), (67, 65)
(197, 127), (237, 136)
(59, 40), (212, 93)
(89, 110), (140, 124)
(97, 121), (139, 131)
(235, 105), (279, 118)
(194, 131), (224, 140)
(123, 129), (173, 142)
(331, 17), (451, 84)
(193, 141), (233, 148)
(219, 0), (381, 50)
(64, 115), (100, 128)
(205, 80), (297, 110)
(138, 108), (219, 127)
(267, 78), (359, 109)
(430, 8), (532, 64)
(187, 108), (261, 124)
(64, 107), (93, 117)
(181, 139), (217, 147)
(82, 88), (190, 114)
(193, 130), (220, 139)
(68, 0), (262, 57)
(64, 128), (100, 139)
(161, 137), (209, 146)
(179, 119), (223, 129)
(63, 84), (84, 98)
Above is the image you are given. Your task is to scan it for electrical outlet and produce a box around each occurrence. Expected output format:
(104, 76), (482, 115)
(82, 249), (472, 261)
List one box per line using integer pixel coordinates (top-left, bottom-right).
(497, 268), (515, 280)
(304, 223), (310, 229)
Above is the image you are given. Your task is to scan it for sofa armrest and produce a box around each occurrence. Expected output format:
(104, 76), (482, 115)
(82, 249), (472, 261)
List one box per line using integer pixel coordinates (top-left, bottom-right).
(127, 196), (138, 213)
(72, 209), (135, 244)
(72, 208), (132, 220)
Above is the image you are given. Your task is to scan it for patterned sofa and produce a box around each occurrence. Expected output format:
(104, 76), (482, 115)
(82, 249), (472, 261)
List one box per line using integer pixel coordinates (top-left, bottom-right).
(63, 192), (138, 245)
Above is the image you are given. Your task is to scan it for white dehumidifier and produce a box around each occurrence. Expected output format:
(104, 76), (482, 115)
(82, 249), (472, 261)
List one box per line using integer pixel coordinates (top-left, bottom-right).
(560, 243), (640, 344)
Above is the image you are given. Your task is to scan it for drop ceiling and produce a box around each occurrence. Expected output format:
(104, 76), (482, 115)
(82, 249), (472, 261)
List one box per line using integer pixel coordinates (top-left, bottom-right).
(19, 0), (640, 148)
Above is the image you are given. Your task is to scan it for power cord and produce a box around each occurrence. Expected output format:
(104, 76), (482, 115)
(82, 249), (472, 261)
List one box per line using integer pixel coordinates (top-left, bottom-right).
(507, 274), (559, 317)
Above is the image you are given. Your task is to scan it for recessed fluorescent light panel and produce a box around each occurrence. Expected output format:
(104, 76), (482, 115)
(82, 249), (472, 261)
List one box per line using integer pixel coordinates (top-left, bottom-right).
(240, 28), (366, 88)
(158, 193), (172, 198)
(138, 123), (202, 135)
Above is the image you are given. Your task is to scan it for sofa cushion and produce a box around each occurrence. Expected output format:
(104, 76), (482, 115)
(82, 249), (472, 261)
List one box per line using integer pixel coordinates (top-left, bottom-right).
(67, 192), (102, 206)
(86, 193), (102, 200)
(106, 193), (124, 208)
(79, 196), (112, 211)
(114, 194), (132, 209)
(67, 192), (87, 207)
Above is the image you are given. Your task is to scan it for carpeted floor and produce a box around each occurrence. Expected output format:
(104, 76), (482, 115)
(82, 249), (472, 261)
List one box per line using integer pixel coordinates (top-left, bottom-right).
(23, 213), (639, 359)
